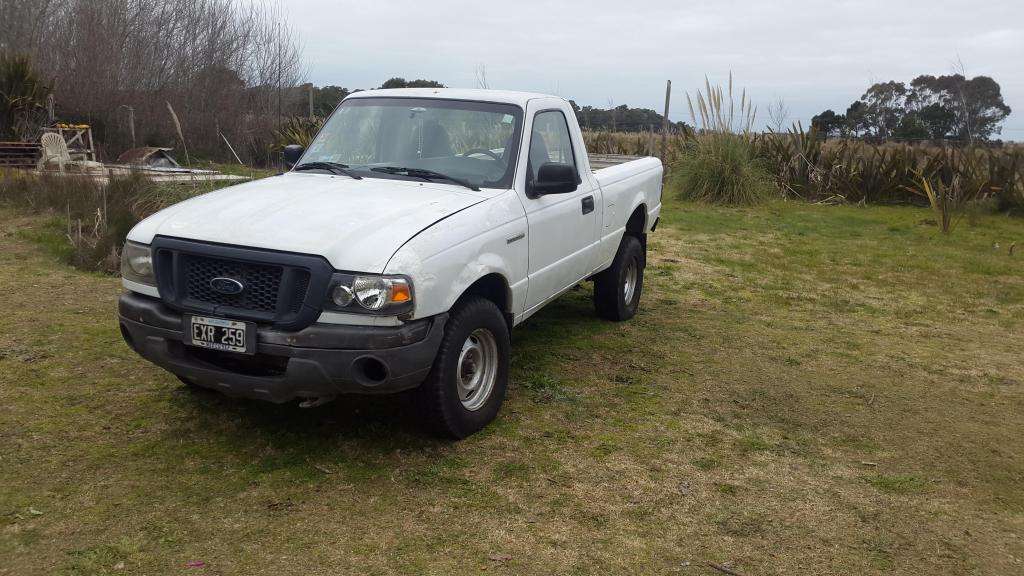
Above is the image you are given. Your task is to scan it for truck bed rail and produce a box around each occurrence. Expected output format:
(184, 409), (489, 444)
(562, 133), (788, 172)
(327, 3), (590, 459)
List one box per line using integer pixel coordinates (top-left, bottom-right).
(587, 153), (645, 170)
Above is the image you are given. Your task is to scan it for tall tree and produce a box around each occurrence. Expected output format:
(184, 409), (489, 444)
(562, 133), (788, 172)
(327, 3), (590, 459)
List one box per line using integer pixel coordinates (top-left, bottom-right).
(909, 74), (1011, 141)
(915, 102), (956, 140)
(816, 74), (1011, 141)
(860, 81), (908, 137)
(892, 114), (929, 140)
(844, 101), (871, 137)
(0, 0), (305, 162)
(312, 85), (350, 117)
(810, 109), (845, 137)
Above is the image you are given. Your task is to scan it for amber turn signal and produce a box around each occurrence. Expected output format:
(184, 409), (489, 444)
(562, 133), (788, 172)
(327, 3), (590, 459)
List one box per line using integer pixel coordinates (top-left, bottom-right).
(390, 283), (412, 303)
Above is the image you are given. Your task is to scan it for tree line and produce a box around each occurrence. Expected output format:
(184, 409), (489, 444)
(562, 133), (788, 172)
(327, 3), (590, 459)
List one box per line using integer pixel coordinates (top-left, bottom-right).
(0, 0), (684, 168)
(303, 82), (686, 134)
(1, 0), (302, 164)
(811, 74), (1011, 142)
(303, 78), (446, 117)
(570, 102), (689, 133)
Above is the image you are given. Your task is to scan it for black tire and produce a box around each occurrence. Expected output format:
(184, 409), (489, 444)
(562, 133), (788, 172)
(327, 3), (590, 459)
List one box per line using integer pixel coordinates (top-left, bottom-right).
(593, 234), (645, 321)
(416, 296), (510, 439)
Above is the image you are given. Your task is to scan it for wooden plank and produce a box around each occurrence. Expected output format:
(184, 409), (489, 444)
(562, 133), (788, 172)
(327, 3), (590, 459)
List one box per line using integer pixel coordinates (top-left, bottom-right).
(0, 142), (40, 168)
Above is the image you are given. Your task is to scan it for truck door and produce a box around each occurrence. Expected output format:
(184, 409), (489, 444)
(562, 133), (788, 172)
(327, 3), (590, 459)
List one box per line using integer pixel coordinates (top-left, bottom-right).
(520, 108), (600, 312)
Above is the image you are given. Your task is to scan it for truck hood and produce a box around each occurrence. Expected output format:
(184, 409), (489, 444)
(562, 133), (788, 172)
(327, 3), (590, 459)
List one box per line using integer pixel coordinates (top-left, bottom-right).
(127, 173), (488, 272)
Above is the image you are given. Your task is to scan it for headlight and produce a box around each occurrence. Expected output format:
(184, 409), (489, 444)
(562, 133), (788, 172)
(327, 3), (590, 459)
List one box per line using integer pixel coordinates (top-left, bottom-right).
(324, 273), (413, 315)
(121, 241), (155, 286)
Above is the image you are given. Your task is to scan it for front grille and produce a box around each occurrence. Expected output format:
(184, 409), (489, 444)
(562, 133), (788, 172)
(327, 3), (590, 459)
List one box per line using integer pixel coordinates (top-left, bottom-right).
(152, 237), (334, 330)
(183, 254), (287, 313)
(288, 273), (310, 314)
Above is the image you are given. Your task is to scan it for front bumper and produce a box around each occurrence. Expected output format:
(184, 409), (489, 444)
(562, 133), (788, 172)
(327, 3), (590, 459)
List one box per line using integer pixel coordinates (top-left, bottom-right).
(118, 292), (446, 402)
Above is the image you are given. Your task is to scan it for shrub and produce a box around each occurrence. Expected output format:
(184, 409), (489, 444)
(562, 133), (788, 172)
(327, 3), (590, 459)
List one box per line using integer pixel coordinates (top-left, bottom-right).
(906, 171), (984, 234)
(585, 128), (1022, 210)
(991, 149), (1024, 215)
(272, 116), (324, 151)
(662, 73), (776, 205)
(668, 132), (774, 205)
(752, 130), (1024, 208)
(0, 169), (217, 273)
(0, 52), (49, 140)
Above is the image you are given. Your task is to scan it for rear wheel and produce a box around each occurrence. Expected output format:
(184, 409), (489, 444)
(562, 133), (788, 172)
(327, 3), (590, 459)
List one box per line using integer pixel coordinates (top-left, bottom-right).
(593, 234), (644, 321)
(416, 297), (510, 439)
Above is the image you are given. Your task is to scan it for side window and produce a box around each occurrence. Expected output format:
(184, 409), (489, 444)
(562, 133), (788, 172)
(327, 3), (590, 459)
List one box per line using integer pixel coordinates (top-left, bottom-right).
(528, 110), (576, 183)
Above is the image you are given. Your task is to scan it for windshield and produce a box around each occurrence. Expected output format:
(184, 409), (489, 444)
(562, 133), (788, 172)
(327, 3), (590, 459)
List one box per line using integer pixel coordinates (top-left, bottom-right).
(300, 97), (523, 189)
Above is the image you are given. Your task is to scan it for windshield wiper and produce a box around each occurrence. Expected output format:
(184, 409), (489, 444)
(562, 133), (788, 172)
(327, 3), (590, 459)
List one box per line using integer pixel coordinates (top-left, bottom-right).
(370, 166), (479, 191)
(293, 161), (363, 179)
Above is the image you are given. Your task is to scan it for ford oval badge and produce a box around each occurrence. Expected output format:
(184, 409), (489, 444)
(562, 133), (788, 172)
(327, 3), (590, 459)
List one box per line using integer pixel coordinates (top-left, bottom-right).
(210, 277), (245, 295)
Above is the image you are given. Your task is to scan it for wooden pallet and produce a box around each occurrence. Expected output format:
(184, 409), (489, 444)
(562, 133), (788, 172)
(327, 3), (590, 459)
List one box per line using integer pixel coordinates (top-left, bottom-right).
(0, 142), (41, 168)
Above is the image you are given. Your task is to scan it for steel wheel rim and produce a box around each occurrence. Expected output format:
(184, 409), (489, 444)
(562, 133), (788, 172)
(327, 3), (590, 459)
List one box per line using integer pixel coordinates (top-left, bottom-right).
(456, 328), (499, 411)
(623, 259), (638, 305)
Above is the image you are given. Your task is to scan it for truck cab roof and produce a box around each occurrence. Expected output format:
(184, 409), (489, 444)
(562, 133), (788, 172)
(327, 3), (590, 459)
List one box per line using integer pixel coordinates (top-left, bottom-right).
(345, 88), (562, 108)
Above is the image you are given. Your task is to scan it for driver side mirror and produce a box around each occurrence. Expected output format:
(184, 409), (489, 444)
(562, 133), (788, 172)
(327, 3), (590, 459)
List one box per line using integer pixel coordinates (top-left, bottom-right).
(529, 162), (578, 197)
(282, 144), (305, 168)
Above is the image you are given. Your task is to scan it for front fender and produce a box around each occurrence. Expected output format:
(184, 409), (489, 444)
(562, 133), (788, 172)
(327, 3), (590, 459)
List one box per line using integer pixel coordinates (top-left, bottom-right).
(384, 190), (528, 320)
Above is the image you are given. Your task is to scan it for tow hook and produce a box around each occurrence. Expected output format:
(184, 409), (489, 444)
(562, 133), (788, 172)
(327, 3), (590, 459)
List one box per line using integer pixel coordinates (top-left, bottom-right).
(298, 396), (336, 409)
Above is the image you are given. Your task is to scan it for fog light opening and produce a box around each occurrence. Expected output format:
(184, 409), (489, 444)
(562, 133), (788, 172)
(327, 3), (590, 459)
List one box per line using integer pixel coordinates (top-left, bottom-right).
(353, 356), (389, 385)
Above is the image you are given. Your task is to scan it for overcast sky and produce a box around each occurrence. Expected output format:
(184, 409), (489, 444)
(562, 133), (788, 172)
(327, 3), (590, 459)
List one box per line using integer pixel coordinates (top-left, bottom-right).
(288, 0), (1024, 136)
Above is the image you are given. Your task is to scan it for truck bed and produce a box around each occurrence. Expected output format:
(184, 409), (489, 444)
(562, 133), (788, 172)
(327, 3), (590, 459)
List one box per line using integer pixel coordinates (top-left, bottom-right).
(587, 152), (663, 278)
(587, 153), (644, 170)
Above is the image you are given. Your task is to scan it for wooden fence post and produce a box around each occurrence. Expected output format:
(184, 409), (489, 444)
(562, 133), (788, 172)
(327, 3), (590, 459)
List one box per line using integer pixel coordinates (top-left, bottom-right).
(661, 80), (672, 159)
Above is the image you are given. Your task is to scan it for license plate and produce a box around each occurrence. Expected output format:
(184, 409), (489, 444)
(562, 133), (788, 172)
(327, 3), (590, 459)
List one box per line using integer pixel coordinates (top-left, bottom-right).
(186, 315), (255, 354)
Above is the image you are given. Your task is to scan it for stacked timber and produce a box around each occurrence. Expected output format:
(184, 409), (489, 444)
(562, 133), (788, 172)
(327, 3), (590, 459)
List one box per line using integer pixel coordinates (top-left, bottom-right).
(0, 142), (41, 168)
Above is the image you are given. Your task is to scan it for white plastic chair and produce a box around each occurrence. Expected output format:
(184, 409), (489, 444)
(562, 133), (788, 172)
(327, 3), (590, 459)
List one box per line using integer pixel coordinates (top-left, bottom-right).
(38, 132), (103, 172)
(39, 132), (70, 171)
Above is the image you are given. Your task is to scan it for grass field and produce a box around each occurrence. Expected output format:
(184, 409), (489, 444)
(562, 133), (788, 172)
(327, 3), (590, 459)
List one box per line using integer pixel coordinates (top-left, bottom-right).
(1, 200), (1022, 575)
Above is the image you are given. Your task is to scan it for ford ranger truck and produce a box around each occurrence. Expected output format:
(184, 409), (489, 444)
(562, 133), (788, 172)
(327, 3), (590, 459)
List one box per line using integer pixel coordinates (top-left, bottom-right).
(118, 89), (663, 438)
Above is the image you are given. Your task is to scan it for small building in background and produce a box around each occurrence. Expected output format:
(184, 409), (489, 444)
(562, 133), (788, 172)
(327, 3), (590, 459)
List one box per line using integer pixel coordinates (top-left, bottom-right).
(116, 147), (180, 168)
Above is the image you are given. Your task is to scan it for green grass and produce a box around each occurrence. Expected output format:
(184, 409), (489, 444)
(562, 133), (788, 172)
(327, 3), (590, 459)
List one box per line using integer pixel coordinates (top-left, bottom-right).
(867, 475), (930, 495)
(1, 200), (1023, 574)
(191, 160), (277, 180)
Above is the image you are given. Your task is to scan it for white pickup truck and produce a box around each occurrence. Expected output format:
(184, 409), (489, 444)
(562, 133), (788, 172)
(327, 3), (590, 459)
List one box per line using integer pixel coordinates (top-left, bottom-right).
(118, 88), (662, 437)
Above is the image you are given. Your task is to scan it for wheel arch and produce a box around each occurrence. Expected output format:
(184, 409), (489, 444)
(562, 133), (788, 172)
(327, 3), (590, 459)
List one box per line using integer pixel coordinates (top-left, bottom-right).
(625, 203), (647, 238)
(625, 203), (648, 256)
(456, 272), (514, 327)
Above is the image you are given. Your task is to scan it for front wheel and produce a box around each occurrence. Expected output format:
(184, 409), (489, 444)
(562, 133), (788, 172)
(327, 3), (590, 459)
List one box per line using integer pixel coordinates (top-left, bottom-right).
(416, 297), (510, 439)
(593, 234), (644, 321)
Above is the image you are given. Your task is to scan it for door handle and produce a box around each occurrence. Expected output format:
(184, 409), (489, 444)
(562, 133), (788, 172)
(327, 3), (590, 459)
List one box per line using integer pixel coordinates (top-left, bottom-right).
(581, 195), (595, 215)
